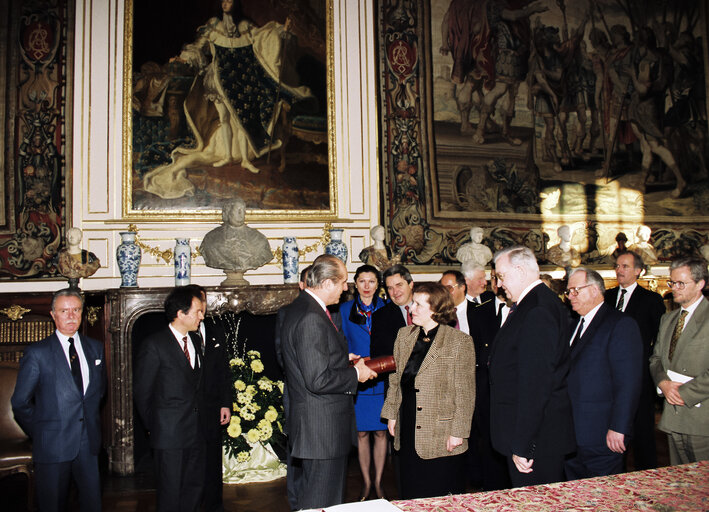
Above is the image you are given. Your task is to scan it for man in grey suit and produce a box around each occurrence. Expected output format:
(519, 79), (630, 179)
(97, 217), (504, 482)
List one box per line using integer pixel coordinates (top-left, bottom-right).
(650, 257), (709, 464)
(12, 288), (106, 512)
(276, 254), (377, 510)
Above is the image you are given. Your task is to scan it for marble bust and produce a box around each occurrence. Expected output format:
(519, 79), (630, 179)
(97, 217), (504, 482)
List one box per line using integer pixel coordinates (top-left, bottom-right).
(200, 198), (273, 285)
(359, 225), (399, 270)
(546, 225), (581, 268)
(456, 226), (493, 267)
(57, 227), (101, 286)
(628, 225), (658, 266)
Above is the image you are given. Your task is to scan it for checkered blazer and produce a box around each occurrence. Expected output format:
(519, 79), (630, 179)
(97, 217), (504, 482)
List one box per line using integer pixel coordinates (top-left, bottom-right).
(381, 324), (475, 459)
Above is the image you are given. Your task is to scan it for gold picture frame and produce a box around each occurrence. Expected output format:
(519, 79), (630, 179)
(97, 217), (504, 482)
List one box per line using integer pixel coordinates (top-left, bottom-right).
(121, 0), (337, 221)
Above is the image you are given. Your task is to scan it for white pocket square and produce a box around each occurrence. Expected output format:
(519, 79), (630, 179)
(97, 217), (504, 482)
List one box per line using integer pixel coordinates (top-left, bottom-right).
(95, 359), (102, 365)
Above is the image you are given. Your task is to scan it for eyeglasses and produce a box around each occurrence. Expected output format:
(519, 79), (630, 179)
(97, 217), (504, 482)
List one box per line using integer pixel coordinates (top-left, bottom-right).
(668, 280), (694, 290)
(442, 284), (460, 292)
(564, 284), (592, 297)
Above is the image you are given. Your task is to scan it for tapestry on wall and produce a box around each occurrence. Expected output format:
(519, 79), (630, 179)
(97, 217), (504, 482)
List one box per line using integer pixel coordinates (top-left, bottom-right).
(376, 0), (709, 267)
(0, 0), (72, 279)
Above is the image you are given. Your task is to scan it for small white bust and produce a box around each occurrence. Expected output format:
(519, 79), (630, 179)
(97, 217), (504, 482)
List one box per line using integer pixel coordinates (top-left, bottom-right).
(629, 225), (658, 265)
(57, 227), (101, 279)
(456, 226), (493, 267)
(370, 225), (386, 250)
(66, 227), (83, 255)
(359, 224), (399, 270)
(546, 225), (581, 268)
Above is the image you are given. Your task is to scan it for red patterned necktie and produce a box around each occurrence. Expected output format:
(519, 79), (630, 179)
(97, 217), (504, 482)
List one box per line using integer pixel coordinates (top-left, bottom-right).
(325, 309), (338, 331)
(182, 335), (191, 366)
(405, 305), (413, 325)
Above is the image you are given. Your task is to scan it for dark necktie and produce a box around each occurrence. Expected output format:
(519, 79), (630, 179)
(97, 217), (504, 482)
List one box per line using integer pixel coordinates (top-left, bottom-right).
(571, 318), (585, 346)
(496, 302), (504, 326)
(68, 337), (84, 394)
(668, 310), (688, 362)
(405, 305), (413, 325)
(616, 289), (627, 311)
(182, 335), (192, 366)
(472, 297), (479, 305)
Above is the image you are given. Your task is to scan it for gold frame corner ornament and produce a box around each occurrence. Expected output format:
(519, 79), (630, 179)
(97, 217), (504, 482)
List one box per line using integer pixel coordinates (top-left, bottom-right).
(121, 0), (338, 222)
(85, 306), (102, 327)
(0, 305), (32, 321)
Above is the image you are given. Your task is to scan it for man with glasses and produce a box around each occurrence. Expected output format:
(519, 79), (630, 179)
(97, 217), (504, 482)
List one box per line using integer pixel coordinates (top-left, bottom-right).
(441, 270), (479, 335)
(488, 246), (575, 486)
(604, 250), (665, 470)
(565, 268), (643, 479)
(650, 257), (709, 465)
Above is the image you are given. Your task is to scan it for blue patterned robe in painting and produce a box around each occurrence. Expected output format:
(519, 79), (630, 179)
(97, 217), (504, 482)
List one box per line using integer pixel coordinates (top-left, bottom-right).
(143, 16), (312, 199)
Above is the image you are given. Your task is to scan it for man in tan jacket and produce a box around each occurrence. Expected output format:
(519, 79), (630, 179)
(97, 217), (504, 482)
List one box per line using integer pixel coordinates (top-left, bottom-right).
(650, 257), (709, 464)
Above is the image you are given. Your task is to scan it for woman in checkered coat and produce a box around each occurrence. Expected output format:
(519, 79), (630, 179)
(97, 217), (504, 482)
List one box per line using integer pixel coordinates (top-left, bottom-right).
(381, 282), (476, 499)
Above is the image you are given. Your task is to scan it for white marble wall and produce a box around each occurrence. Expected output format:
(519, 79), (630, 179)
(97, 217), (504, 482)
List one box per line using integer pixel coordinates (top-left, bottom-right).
(4, 0), (382, 292)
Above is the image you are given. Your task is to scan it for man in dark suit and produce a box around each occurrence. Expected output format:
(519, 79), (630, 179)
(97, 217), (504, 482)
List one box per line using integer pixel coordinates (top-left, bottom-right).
(604, 250), (665, 469)
(187, 285), (231, 512)
(468, 266), (511, 490)
(12, 288), (106, 512)
(566, 268), (643, 479)
(134, 286), (208, 512)
(440, 269), (494, 335)
(489, 246), (575, 487)
(275, 254), (377, 510)
(370, 264), (414, 358)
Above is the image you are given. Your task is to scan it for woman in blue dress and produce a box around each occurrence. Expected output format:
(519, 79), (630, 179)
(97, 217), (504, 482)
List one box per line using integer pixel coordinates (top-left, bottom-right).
(340, 264), (387, 500)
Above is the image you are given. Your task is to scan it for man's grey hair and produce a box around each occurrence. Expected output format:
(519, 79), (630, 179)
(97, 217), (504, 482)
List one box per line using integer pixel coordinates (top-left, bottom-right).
(493, 245), (539, 276)
(461, 261), (485, 278)
(670, 257), (709, 288)
(569, 267), (606, 294)
(306, 254), (345, 288)
(51, 288), (84, 311)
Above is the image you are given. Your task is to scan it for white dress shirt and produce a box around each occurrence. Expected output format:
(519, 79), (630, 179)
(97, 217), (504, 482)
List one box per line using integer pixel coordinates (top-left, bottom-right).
(569, 302), (603, 345)
(455, 300), (470, 335)
(170, 323), (196, 368)
(56, 331), (90, 393)
(616, 281), (638, 311)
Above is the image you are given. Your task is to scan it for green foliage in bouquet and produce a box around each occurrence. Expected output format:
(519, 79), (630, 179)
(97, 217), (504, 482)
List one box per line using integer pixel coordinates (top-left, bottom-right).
(221, 315), (286, 463)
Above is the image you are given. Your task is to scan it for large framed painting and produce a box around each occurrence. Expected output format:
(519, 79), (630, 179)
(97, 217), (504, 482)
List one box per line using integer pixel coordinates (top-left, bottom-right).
(123, 0), (335, 220)
(0, 0), (73, 280)
(377, 0), (709, 267)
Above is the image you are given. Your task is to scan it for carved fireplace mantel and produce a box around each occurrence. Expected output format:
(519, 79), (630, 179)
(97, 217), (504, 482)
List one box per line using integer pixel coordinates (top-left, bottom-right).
(106, 284), (299, 475)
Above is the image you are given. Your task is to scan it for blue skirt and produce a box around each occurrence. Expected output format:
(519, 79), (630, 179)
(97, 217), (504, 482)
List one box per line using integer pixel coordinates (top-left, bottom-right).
(353, 388), (387, 431)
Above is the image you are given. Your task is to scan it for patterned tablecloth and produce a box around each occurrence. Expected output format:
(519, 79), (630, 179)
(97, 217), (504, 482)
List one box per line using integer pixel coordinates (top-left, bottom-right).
(393, 461), (709, 511)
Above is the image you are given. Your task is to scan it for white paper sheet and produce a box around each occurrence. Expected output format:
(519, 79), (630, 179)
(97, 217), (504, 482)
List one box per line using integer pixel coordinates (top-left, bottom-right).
(301, 499), (403, 511)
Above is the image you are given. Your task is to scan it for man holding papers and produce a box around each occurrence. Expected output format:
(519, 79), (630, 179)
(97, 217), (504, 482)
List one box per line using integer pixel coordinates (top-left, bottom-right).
(650, 257), (709, 464)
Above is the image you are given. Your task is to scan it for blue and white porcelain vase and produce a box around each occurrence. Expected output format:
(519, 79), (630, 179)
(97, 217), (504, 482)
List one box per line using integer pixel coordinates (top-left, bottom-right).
(325, 228), (348, 263)
(282, 236), (299, 284)
(174, 238), (191, 286)
(116, 231), (141, 287)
